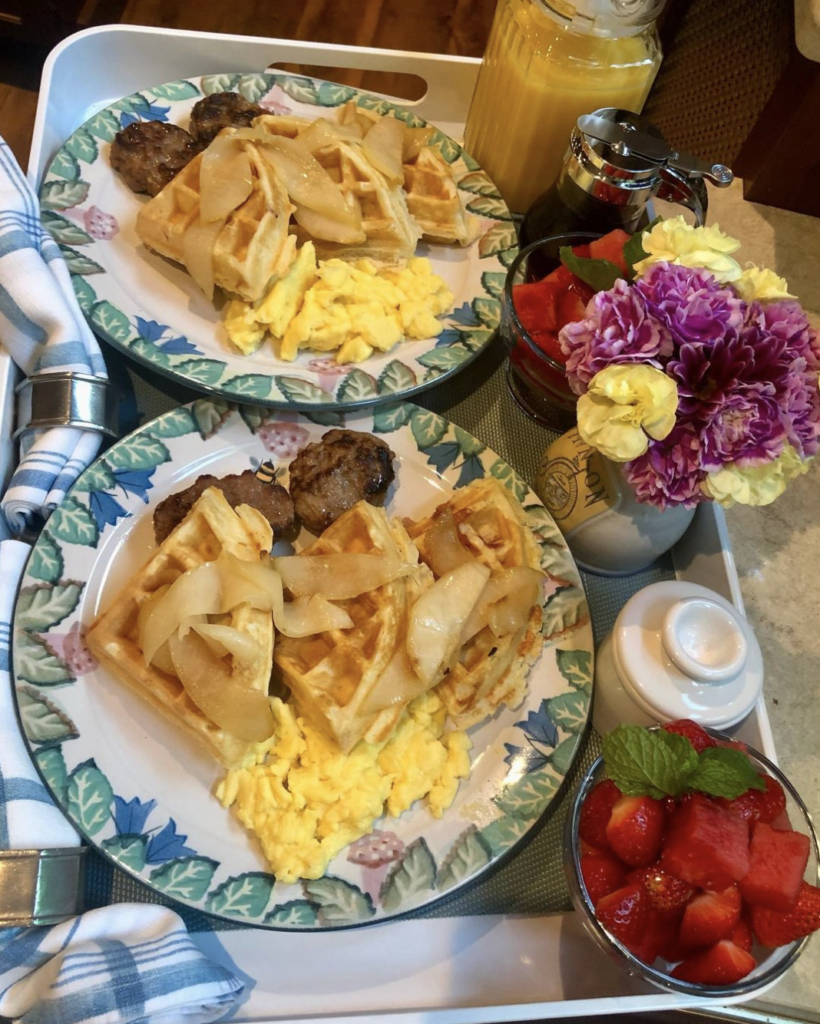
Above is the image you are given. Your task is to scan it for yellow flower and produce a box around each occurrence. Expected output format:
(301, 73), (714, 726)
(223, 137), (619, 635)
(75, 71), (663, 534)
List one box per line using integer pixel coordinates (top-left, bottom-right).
(734, 265), (795, 303)
(633, 215), (742, 283)
(702, 444), (811, 507)
(577, 365), (678, 463)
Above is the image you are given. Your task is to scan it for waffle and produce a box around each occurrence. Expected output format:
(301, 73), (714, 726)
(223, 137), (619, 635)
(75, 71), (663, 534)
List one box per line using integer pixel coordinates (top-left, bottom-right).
(86, 487), (275, 767)
(337, 101), (479, 247)
(253, 115), (420, 263)
(403, 146), (481, 247)
(135, 134), (297, 301)
(406, 478), (544, 728)
(272, 501), (432, 753)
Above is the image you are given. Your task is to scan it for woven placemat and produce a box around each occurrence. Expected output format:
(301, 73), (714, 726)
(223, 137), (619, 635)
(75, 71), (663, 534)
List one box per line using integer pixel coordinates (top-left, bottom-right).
(82, 341), (676, 932)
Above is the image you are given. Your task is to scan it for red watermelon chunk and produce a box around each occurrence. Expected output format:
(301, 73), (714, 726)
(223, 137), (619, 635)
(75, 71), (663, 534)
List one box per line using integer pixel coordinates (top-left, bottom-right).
(661, 796), (750, 892)
(739, 822), (810, 911)
(512, 280), (558, 335)
(589, 228), (631, 274)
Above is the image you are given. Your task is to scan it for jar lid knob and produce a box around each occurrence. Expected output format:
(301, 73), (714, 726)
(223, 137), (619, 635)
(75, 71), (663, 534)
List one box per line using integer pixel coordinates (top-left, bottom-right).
(661, 597), (748, 683)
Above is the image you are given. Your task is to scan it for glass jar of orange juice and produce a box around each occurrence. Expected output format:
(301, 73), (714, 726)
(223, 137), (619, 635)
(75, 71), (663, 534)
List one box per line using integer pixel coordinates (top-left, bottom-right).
(464, 0), (665, 214)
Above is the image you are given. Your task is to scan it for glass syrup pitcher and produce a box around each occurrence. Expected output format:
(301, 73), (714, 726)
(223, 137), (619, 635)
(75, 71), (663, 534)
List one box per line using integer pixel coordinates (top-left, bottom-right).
(519, 107), (734, 252)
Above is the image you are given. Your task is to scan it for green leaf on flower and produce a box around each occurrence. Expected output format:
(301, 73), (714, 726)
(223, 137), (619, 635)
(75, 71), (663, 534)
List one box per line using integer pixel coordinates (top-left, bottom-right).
(42, 211), (94, 246)
(559, 247), (623, 293)
(150, 80), (201, 100)
(86, 109), (120, 142)
(102, 834), (148, 872)
(372, 401), (414, 433)
(437, 827), (492, 892)
(60, 246), (103, 276)
(555, 649), (592, 692)
(265, 900), (320, 927)
(150, 856), (219, 899)
(201, 74), (240, 95)
(206, 872), (274, 918)
(50, 149), (80, 181)
(410, 408), (447, 448)
(40, 179), (89, 211)
(35, 747), (68, 803)
(64, 128), (99, 164)
(91, 301), (132, 343)
(106, 434), (170, 472)
(72, 277), (98, 314)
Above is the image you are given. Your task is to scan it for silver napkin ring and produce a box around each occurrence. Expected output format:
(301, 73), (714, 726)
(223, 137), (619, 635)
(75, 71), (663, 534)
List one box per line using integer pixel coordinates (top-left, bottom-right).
(14, 372), (117, 440)
(0, 847), (86, 926)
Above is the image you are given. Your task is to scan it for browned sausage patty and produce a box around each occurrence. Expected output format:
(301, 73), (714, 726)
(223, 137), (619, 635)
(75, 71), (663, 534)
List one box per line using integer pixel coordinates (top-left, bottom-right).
(110, 121), (198, 197)
(287, 429), (396, 536)
(153, 471), (295, 545)
(189, 93), (264, 147)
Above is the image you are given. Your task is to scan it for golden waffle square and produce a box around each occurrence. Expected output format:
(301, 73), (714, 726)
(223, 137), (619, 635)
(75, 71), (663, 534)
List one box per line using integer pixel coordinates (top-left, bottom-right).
(253, 115), (421, 263)
(135, 136), (297, 302)
(272, 501), (431, 753)
(406, 478), (544, 727)
(86, 488), (275, 767)
(403, 147), (481, 247)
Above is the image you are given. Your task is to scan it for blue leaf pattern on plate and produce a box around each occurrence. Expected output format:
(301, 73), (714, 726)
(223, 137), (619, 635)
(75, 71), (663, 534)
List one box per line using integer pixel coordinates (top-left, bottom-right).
(113, 794), (157, 835)
(88, 491), (128, 530)
(134, 317), (201, 356)
(447, 302), (482, 328)
(516, 701), (560, 749)
(503, 742), (551, 774)
(423, 442), (461, 475)
(145, 818), (197, 863)
(455, 453), (485, 488)
(434, 328), (462, 348)
(112, 468), (155, 502)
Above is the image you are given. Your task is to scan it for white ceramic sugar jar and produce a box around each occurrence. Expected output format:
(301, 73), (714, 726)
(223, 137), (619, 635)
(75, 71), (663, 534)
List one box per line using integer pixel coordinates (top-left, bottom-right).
(594, 580), (764, 735)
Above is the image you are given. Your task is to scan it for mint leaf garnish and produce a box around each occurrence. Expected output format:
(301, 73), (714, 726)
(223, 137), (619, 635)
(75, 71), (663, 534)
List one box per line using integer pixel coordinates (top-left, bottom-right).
(688, 746), (767, 800)
(603, 724), (769, 801)
(623, 216), (662, 280)
(603, 725), (698, 800)
(559, 247), (622, 293)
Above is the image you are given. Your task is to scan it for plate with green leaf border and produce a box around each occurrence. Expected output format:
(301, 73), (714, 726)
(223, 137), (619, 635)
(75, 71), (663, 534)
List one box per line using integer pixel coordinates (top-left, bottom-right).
(12, 400), (593, 929)
(40, 72), (517, 409)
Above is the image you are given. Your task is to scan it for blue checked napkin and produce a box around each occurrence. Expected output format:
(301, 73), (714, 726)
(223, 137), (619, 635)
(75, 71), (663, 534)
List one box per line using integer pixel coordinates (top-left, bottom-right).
(0, 138), (109, 538)
(0, 539), (245, 1023)
(0, 906), (243, 1024)
(0, 139), (245, 1020)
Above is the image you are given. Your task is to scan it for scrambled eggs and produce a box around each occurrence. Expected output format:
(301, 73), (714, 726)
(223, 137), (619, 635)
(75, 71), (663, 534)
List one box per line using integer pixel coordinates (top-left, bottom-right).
(216, 692), (472, 884)
(223, 243), (454, 364)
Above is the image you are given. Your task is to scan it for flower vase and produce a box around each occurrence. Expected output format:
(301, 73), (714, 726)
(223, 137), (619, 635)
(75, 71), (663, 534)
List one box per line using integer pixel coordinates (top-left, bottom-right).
(535, 429), (696, 576)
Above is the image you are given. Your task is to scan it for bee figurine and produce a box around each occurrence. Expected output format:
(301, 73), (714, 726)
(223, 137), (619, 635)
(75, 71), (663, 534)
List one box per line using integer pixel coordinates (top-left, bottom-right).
(254, 459), (280, 485)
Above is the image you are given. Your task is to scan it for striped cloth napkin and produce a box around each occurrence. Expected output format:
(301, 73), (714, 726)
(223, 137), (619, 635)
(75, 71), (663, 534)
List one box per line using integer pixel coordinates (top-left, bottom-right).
(0, 138), (109, 538)
(0, 140), (245, 1020)
(0, 539), (245, 1022)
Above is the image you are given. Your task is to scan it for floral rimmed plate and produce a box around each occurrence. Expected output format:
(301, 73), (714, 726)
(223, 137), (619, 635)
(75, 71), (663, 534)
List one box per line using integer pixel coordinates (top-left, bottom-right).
(12, 400), (592, 929)
(40, 73), (517, 409)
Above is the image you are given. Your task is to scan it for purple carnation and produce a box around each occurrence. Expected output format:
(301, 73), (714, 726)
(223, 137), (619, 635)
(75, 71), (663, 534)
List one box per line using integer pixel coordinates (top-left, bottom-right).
(559, 279), (671, 395)
(700, 383), (786, 469)
(779, 369), (820, 459)
(635, 262), (744, 348)
(668, 333), (756, 418)
(624, 423), (707, 510)
(755, 299), (820, 372)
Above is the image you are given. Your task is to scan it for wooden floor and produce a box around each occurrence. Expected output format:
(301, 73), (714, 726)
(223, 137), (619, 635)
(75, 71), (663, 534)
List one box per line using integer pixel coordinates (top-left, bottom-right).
(0, 0), (497, 169)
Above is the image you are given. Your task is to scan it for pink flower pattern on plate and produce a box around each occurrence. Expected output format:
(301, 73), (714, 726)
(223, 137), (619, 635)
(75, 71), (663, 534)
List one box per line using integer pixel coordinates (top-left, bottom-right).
(43, 621), (98, 676)
(83, 206), (119, 240)
(258, 421), (310, 459)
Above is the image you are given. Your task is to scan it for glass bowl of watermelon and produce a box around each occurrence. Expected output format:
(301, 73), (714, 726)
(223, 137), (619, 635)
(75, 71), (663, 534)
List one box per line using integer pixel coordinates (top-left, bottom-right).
(500, 230), (630, 428)
(564, 720), (820, 998)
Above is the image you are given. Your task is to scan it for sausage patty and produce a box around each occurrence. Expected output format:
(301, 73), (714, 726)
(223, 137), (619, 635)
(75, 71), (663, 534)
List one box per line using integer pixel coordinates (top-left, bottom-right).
(287, 429), (396, 536)
(153, 470), (295, 545)
(110, 121), (198, 197)
(189, 92), (264, 147)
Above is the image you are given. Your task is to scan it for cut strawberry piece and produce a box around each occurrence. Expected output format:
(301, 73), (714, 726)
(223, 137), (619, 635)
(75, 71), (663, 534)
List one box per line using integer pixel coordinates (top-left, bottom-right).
(680, 885), (742, 948)
(581, 852), (627, 907)
(628, 864), (693, 918)
(716, 775), (786, 826)
(740, 822), (810, 911)
(752, 881), (820, 947)
(731, 917), (754, 953)
(606, 795), (665, 867)
(661, 719), (716, 754)
(588, 229), (631, 273)
(579, 778), (622, 851)
(661, 795), (750, 891)
(671, 940), (756, 985)
(597, 881), (650, 948)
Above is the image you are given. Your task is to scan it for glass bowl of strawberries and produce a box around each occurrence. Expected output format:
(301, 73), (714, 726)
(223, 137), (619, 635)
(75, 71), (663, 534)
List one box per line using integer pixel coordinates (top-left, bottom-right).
(500, 230), (631, 428)
(565, 719), (820, 997)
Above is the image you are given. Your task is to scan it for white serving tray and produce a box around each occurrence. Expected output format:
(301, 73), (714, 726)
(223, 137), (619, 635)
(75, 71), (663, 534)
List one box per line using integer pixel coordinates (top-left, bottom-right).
(22, 24), (779, 1023)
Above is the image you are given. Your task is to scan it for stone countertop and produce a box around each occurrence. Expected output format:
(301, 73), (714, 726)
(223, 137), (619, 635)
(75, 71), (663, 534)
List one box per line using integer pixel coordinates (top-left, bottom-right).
(707, 181), (820, 1021)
